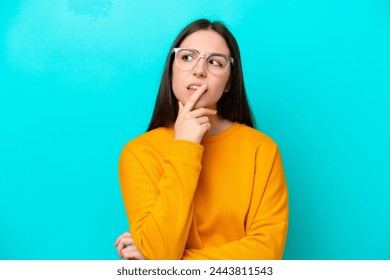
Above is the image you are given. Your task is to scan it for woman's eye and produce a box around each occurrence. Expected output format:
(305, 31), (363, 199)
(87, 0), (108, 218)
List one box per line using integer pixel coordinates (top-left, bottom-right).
(208, 59), (223, 67)
(182, 55), (194, 62)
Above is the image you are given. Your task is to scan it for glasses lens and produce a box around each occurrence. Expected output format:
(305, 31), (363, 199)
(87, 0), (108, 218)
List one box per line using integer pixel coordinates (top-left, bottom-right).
(206, 54), (229, 75)
(175, 49), (199, 70)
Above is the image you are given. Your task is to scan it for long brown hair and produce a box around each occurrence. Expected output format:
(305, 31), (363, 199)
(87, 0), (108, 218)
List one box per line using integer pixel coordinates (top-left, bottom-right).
(147, 19), (254, 131)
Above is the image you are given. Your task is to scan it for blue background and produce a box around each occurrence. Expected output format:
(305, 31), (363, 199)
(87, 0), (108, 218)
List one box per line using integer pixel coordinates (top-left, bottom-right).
(0, 0), (389, 259)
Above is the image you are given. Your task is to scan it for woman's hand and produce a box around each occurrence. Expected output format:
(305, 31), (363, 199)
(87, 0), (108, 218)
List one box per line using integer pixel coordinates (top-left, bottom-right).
(174, 84), (217, 144)
(114, 231), (145, 260)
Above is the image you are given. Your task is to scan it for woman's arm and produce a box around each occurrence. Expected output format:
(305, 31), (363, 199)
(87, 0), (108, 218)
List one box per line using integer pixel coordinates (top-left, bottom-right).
(119, 86), (216, 260)
(119, 140), (203, 260)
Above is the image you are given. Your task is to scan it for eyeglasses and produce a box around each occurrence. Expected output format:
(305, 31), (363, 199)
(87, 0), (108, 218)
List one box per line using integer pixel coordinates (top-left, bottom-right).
(172, 48), (234, 76)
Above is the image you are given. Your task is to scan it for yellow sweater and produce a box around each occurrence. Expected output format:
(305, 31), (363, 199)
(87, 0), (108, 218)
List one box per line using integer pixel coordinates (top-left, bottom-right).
(119, 122), (288, 260)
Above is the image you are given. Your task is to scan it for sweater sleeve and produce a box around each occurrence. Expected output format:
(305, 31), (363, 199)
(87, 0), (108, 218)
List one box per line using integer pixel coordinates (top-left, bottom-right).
(119, 139), (204, 260)
(181, 144), (288, 260)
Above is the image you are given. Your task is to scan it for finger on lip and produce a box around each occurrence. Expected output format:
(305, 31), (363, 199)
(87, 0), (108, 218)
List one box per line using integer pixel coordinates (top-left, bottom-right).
(192, 86), (207, 100)
(188, 84), (207, 92)
(196, 84), (207, 93)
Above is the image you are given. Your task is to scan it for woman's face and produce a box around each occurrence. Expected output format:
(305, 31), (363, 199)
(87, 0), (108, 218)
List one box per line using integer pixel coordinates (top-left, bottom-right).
(172, 30), (231, 110)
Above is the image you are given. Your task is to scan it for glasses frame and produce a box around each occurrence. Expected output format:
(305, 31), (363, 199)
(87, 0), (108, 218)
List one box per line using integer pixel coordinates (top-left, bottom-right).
(172, 48), (234, 74)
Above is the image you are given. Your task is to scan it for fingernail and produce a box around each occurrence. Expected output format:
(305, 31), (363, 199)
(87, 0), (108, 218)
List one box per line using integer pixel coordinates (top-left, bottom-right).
(202, 84), (207, 89)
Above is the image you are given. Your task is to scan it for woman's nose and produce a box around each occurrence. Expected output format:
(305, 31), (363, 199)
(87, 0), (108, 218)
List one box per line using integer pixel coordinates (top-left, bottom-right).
(192, 57), (207, 77)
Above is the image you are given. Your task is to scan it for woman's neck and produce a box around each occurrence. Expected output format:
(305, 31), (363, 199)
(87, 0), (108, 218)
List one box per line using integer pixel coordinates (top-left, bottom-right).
(205, 114), (233, 136)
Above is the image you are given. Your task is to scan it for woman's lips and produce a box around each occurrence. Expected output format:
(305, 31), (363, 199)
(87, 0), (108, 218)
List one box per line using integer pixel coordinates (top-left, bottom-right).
(187, 84), (207, 94)
(188, 85), (201, 90)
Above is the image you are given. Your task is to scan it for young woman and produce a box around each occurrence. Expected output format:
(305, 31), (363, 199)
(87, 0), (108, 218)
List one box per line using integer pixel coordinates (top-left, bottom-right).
(114, 19), (288, 260)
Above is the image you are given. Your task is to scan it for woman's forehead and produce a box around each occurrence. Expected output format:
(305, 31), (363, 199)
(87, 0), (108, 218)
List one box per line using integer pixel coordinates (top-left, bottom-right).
(179, 30), (230, 55)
